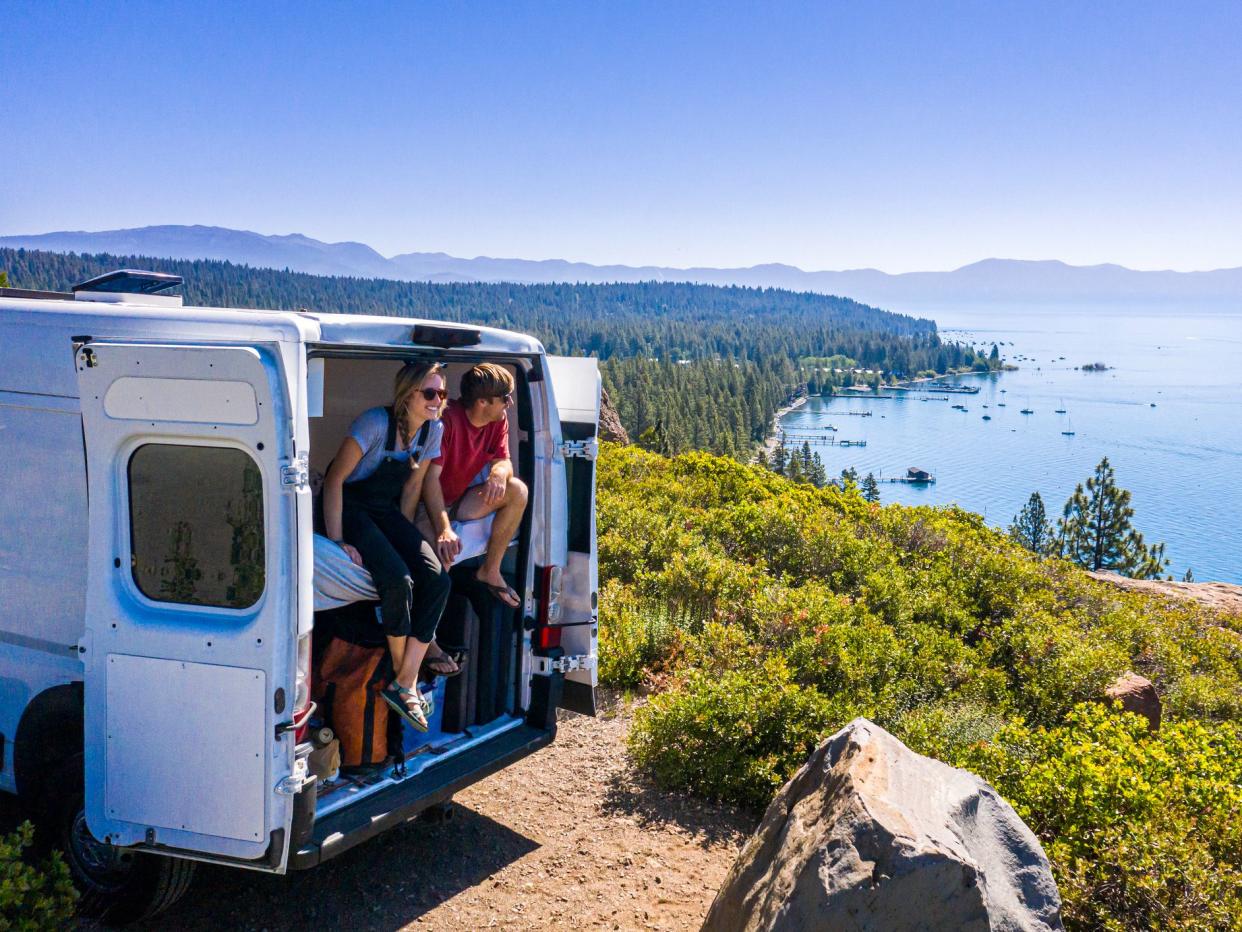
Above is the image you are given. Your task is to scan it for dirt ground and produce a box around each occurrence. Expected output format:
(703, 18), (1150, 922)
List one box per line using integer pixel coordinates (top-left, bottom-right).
(133, 694), (755, 931)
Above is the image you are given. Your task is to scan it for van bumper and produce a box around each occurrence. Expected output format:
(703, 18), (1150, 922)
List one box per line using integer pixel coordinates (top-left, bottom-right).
(289, 722), (553, 870)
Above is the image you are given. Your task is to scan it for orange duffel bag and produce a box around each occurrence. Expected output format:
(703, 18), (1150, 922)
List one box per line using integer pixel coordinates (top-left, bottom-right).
(313, 637), (398, 770)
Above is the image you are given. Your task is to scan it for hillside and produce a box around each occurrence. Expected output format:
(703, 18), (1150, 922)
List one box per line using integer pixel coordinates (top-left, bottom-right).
(4, 226), (1241, 306)
(596, 444), (1242, 929)
(1, 247), (987, 458)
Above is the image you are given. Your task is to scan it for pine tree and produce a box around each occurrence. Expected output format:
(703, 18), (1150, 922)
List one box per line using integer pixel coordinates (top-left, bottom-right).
(807, 452), (827, 488)
(1009, 491), (1054, 554)
(1182, 567), (1195, 582)
(0, 271), (9, 288)
(754, 448), (769, 469)
(989, 343), (1000, 366)
(839, 466), (860, 492)
(861, 472), (880, 503)
(800, 442), (814, 474)
(771, 443), (789, 476)
(1057, 457), (1169, 579)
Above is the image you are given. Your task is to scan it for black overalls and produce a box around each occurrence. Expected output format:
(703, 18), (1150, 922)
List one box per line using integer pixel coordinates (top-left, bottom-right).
(341, 408), (451, 642)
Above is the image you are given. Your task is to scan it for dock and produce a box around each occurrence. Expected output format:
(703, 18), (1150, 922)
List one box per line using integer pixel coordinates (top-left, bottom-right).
(777, 434), (868, 447)
(880, 467), (936, 484)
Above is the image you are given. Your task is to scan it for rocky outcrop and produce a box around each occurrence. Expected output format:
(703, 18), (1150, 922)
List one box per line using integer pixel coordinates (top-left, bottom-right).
(703, 719), (1063, 932)
(1087, 570), (1242, 616)
(598, 387), (630, 445)
(1104, 672), (1161, 730)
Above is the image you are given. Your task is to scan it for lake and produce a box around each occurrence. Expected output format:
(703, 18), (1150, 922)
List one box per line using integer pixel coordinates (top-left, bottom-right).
(778, 304), (1242, 584)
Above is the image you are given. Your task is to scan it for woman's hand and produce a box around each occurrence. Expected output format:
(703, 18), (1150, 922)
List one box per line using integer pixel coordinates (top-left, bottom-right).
(437, 527), (461, 568)
(341, 542), (364, 567)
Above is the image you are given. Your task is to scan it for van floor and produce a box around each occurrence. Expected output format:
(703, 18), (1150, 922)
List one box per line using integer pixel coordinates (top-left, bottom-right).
(124, 692), (757, 932)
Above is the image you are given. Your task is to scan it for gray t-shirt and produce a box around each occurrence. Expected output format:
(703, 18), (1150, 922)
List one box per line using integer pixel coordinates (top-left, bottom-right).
(345, 406), (444, 483)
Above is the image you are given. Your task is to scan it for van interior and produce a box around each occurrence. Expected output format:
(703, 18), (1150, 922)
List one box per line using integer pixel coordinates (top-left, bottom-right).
(306, 355), (532, 817)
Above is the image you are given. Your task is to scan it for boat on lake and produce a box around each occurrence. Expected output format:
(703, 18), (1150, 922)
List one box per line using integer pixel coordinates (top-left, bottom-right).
(982, 414), (992, 420)
(1021, 408), (1034, 414)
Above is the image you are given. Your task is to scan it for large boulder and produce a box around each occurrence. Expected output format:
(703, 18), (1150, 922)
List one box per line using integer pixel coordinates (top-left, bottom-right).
(703, 719), (1063, 932)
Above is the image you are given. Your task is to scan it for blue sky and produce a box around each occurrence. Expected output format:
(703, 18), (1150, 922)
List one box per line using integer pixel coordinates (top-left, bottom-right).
(3, 1), (1240, 272)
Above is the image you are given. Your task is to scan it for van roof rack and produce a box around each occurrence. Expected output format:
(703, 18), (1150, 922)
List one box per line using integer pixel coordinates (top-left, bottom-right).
(72, 269), (183, 295)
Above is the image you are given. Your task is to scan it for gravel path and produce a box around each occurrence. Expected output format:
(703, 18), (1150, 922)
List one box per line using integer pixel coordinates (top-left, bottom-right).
(136, 695), (755, 930)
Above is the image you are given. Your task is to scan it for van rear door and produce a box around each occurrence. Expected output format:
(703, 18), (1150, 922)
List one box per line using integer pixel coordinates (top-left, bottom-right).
(544, 356), (601, 716)
(75, 342), (302, 870)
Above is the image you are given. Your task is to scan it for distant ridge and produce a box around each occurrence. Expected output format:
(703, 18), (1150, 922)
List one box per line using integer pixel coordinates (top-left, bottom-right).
(3, 225), (1240, 307)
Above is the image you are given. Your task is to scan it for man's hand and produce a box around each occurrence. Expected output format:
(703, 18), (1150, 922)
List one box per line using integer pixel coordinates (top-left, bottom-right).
(437, 527), (461, 568)
(483, 469), (508, 505)
(341, 542), (364, 567)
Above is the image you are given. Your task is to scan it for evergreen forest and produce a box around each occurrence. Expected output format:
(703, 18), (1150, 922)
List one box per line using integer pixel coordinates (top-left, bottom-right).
(1, 247), (990, 458)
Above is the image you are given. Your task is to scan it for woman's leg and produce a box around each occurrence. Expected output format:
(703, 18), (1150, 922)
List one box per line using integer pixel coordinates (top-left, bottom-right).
(342, 507), (418, 685)
(372, 510), (452, 687)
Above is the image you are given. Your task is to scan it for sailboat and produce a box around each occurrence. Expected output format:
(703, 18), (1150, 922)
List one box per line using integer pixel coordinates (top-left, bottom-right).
(1062, 418), (1075, 436)
(1055, 398), (1067, 414)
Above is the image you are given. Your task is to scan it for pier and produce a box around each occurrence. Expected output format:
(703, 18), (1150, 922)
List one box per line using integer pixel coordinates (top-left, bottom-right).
(891, 382), (980, 394)
(777, 433), (868, 447)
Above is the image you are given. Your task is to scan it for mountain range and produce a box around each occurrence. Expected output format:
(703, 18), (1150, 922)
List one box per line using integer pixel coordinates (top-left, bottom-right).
(3, 225), (1240, 308)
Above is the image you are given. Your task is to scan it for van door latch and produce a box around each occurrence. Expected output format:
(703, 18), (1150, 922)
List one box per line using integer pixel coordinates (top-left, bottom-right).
(558, 439), (598, 461)
(280, 452), (310, 490)
(533, 654), (596, 676)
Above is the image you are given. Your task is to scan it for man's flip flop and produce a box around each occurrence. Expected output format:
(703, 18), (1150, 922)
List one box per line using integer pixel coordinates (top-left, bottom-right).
(425, 649), (468, 679)
(481, 581), (520, 607)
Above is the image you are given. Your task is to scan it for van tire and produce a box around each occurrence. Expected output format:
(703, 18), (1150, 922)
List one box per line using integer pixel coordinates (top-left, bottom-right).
(48, 754), (197, 924)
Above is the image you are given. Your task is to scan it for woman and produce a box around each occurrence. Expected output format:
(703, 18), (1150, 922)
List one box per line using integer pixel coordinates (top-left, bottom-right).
(322, 361), (456, 731)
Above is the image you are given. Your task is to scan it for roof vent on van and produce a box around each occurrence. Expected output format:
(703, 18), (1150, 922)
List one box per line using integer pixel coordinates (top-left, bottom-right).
(72, 269), (184, 306)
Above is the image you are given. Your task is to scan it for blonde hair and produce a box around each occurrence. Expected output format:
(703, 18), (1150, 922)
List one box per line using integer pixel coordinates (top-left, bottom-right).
(393, 361), (444, 438)
(460, 362), (515, 407)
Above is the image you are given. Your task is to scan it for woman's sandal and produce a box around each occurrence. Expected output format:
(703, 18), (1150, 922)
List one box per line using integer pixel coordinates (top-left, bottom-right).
(380, 682), (428, 732)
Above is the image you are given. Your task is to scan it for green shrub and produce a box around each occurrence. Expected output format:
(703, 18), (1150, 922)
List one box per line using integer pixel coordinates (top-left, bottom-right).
(628, 657), (836, 809)
(961, 704), (1242, 931)
(597, 583), (681, 689)
(0, 822), (77, 930)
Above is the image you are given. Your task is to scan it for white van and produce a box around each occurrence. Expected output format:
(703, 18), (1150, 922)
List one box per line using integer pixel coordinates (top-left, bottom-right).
(0, 270), (600, 922)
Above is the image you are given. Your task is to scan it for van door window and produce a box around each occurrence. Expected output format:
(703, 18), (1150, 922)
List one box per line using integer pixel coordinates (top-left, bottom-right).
(128, 443), (265, 608)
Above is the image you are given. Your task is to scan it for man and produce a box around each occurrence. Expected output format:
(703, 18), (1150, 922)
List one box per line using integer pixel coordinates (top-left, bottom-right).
(424, 363), (528, 607)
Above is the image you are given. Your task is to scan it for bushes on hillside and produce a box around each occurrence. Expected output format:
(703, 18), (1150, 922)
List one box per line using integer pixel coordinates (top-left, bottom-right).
(597, 444), (1242, 930)
(962, 704), (1242, 930)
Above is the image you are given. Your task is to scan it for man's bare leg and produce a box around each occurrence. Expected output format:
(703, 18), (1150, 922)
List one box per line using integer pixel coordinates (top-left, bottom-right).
(454, 477), (528, 606)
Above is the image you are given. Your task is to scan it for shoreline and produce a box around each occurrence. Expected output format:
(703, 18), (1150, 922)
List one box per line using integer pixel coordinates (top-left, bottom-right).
(758, 395), (808, 460)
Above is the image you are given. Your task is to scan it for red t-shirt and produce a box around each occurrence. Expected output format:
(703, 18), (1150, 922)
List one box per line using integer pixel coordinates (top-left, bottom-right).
(433, 402), (511, 505)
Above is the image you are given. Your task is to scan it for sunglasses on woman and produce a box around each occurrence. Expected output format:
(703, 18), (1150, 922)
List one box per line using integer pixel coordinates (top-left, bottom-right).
(419, 388), (449, 401)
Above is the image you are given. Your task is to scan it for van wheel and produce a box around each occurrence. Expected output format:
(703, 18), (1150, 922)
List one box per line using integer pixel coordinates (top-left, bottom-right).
(50, 754), (197, 924)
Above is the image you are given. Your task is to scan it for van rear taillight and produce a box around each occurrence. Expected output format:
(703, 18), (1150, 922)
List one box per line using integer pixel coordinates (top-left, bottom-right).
(536, 625), (562, 650)
(535, 565), (563, 651)
(294, 632), (314, 741)
(537, 565), (563, 626)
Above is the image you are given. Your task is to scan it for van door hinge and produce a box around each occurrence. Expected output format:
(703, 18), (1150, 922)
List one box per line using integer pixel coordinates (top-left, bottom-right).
(280, 451), (310, 490)
(275, 755), (315, 796)
(559, 438), (598, 460)
(533, 654), (596, 676)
